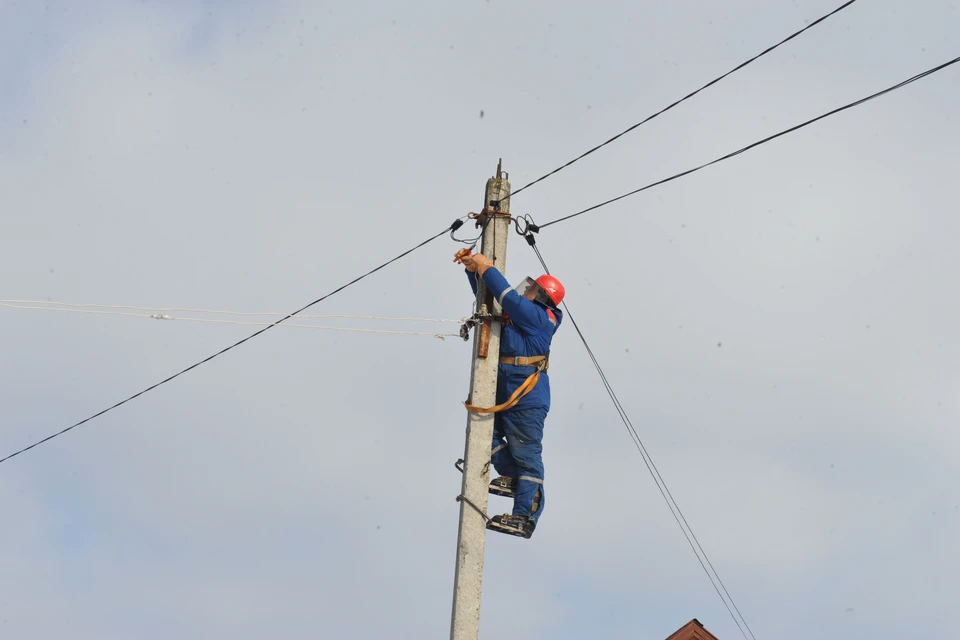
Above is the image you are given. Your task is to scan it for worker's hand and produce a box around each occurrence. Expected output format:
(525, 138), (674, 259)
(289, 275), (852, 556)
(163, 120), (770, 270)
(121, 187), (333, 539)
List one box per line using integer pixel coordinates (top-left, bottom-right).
(465, 253), (492, 275)
(453, 248), (476, 272)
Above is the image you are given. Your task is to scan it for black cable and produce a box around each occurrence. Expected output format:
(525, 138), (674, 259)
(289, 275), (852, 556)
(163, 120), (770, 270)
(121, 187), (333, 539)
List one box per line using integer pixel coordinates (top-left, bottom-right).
(451, 217), (484, 245)
(0, 226), (454, 466)
(530, 244), (757, 640)
(530, 242), (550, 276)
(508, 0), (859, 200)
(540, 55), (960, 229)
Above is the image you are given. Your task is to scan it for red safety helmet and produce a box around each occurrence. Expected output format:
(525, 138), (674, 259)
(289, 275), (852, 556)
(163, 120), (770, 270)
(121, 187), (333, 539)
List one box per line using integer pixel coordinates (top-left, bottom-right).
(535, 274), (565, 306)
(515, 274), (566, 307)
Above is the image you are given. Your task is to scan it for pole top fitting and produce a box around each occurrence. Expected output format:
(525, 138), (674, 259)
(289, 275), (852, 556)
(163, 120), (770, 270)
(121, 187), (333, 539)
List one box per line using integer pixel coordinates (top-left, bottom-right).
(493, 158), (508, 181)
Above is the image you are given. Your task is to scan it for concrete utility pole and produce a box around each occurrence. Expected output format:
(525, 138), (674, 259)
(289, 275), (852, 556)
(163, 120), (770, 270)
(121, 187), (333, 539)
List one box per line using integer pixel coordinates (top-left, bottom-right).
(450, 161), (511, 640)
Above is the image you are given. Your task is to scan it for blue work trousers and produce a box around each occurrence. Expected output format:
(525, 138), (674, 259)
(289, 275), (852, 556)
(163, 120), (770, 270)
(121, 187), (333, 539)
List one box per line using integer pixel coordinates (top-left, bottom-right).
(490, 406), (547, 523)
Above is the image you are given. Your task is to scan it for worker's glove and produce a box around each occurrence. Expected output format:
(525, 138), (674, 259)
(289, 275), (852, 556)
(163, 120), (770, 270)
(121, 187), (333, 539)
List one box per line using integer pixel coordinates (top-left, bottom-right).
(453, 248), (476, 272)
(467, 253), (493, 275)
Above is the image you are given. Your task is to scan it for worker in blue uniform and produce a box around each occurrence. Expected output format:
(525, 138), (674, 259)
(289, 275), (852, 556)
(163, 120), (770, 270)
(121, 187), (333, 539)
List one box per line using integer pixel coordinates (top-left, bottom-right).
(456, 249), (564, 539)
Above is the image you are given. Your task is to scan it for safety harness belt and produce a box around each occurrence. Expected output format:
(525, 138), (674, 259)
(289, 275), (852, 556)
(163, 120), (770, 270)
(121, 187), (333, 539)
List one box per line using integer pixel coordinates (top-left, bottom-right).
(463, 356), (548, 414)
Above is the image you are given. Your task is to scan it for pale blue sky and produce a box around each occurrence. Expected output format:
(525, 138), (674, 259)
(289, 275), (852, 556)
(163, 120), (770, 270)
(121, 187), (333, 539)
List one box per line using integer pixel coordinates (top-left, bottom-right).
(1, 1), (958, 639)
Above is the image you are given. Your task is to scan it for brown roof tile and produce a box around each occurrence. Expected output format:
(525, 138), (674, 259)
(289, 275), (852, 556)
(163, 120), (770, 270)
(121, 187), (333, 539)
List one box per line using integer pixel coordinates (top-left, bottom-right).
(663, 618), (721, 640)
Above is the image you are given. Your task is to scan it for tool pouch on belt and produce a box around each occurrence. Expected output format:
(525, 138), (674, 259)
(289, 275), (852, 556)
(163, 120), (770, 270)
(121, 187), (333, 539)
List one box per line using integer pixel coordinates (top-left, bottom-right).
(463, 356), (548, 414)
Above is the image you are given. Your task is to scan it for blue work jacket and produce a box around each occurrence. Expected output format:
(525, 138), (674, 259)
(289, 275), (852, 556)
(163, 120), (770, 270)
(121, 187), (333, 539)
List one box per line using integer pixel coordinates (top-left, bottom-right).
(467, 268), (562, 410)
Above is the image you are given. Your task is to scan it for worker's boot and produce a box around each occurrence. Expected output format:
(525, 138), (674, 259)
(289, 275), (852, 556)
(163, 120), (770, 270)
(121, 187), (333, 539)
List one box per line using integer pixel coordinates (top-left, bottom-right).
(488, 476), (516, 498)
(487, 514), (536, 539)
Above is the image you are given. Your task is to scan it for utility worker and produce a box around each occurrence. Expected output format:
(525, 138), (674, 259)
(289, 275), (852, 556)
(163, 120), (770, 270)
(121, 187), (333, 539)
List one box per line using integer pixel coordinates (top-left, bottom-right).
(455, 249), (564, 539)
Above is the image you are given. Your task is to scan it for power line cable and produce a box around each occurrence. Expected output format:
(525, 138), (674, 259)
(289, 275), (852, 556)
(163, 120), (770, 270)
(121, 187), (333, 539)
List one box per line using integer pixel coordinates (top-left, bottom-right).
(540, 55), (960, 229)
(0, 225), (455, 466)
(0, 302), (459, 338)
(529, 242), (756, 640)
(508, 0), (858, 200)
(0, 299), (463, 324)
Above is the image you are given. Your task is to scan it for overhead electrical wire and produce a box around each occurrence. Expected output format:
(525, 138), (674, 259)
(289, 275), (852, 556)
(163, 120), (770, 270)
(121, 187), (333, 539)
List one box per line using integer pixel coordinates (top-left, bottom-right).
(0, 302), (459, 339)
(539, 55), (960, 230)
(0, 225), (456, 466)
(507, 0), (859, 200)
(0, 299), (463, 324)
(529, 241), (757, 640)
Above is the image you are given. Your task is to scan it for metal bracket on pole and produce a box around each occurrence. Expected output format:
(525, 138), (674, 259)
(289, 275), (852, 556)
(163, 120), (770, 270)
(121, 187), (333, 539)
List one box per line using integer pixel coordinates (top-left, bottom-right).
(455, 494), (490, 523)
